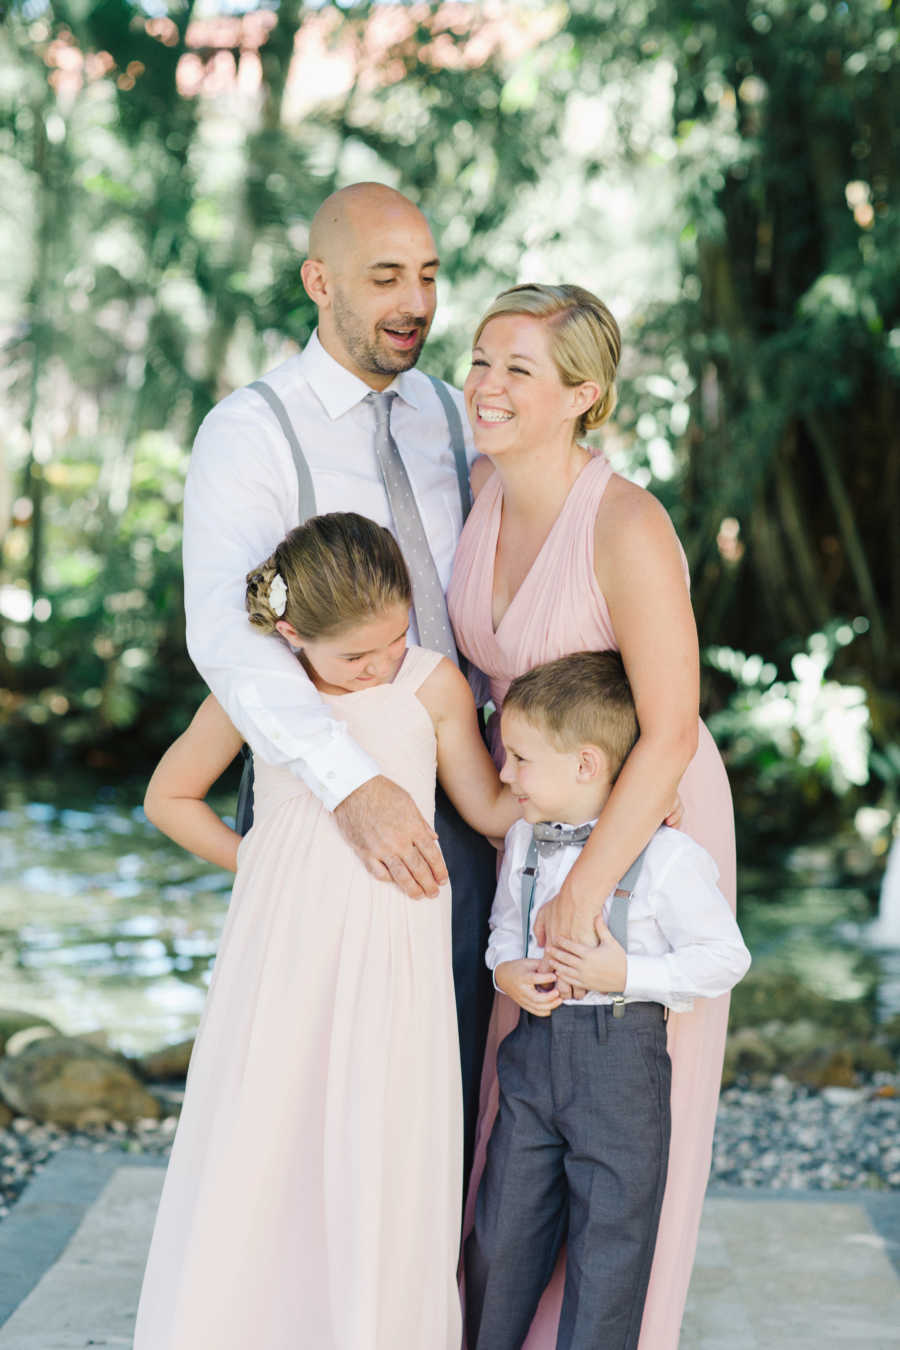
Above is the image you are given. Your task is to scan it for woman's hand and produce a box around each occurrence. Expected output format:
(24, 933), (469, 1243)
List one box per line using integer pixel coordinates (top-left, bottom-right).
(545, 915), (627, 995)
(533, 875), (601, 1001)
(533, 870), (599, 953)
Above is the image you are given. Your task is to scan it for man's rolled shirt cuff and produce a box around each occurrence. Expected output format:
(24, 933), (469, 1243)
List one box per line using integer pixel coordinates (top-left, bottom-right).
(293, 741), (381, 812)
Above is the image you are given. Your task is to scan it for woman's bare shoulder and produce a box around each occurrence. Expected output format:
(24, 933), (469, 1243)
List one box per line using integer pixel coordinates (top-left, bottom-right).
(594, 473), (684, 581)
(597, 471), (675, 534)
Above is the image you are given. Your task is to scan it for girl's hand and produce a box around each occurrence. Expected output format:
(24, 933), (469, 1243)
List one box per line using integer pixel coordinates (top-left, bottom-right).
(545, 915), (627, 995)
(144, 695), (245, 871)
(495, 959), (564, 1017)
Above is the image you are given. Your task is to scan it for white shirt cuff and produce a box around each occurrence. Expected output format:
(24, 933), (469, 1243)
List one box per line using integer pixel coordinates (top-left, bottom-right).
(623, 954), (674, 1006)
(294, 739), (381, 811)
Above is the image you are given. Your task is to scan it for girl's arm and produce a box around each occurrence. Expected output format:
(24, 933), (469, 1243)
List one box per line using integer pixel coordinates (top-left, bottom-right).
(144, 695), (246, 872)
(416, 659), (521, 842)
(535, 481), (700, 952)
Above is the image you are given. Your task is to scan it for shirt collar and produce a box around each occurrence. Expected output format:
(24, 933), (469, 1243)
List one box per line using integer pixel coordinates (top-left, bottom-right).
(544, 817), (599, 832)
(297, 330), (423, 420)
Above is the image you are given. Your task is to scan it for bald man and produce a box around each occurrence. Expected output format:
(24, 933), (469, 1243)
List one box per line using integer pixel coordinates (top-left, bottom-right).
(183, 183), (496, 1182)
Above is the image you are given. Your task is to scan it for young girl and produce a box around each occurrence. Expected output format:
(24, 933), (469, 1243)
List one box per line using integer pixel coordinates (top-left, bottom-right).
(133, 512), (519, 1350)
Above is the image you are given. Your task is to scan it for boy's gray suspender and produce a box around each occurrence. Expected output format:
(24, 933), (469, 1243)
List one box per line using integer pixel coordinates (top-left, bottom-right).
(520, 843), (648, 1017)
(234, 376), (470, 836)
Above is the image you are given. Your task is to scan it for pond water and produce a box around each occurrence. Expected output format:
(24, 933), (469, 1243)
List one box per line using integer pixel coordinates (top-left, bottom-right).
(0, 777), (236, 1054)
(1, 776), (896, 1055)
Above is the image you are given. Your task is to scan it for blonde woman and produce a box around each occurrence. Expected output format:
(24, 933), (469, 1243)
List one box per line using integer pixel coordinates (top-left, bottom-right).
(448, 284), (735, 1350)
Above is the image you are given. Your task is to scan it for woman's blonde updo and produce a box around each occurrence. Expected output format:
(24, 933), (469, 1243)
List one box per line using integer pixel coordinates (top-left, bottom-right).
(473, 283), (621, 436)
(245, 512), (412, 642)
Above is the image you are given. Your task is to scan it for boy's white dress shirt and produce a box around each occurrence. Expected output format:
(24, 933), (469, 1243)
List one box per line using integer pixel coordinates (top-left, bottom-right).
(487, 821), (750, 1011)
(183, 331), (476, 810)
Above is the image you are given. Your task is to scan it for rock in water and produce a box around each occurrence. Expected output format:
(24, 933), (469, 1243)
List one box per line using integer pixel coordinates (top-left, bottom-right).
(5, 1027), (58, 1057)
(0, 1037), (161, 1127)
(136, 1038), (195, 1082)
(0, 1010), (59, 1057)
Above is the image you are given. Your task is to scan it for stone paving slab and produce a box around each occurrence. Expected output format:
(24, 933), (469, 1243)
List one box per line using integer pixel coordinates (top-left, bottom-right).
(0, 1153), (165, 1349)
(681, 1191), (900, 1349)
(0, 1151), (898, 1347)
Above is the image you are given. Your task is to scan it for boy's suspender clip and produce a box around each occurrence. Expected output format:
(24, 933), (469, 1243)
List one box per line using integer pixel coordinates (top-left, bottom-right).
(520, 839), (540, 963)
(607, 849), (647, 1016)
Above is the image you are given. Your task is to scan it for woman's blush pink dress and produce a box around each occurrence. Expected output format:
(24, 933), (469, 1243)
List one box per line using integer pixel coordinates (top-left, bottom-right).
(447, 451), (736, 1350)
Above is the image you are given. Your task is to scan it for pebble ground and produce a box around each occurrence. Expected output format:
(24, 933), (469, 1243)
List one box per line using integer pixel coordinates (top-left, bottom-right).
(2, 1075), (898, 1222)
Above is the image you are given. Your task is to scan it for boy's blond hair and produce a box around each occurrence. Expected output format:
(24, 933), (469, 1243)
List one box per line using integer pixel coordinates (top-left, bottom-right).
(503, 651), (638, 781)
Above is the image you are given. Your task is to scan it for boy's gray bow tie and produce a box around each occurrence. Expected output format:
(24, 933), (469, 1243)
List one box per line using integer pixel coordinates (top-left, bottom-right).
(532, 822), (594, 856)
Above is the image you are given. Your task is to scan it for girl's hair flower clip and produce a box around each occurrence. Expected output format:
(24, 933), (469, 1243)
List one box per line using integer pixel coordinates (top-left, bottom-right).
(268, 573), (288, 618)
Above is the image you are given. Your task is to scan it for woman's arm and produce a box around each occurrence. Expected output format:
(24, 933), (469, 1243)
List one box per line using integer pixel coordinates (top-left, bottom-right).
(534, 481), (700, 952)
(144, 695), (246, 872)
(416, 659), (521, 842)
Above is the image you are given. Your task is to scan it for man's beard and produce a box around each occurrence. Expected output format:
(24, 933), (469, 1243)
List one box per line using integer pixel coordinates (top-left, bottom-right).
(332, 290), (427, 377)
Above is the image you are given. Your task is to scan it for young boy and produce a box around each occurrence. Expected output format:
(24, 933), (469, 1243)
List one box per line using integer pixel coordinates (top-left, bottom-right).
(464, 650), (750, 1350)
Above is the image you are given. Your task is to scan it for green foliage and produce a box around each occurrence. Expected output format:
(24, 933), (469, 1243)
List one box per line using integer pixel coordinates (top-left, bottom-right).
(707, 620), (871, 790)
(3, 432), (201, 767)
(1, 0), (897, 806)
(703, 619), (889, 850)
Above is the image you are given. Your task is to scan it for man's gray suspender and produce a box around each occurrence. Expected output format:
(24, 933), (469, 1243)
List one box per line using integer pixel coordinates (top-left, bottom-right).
(425, 374), (472, 525)
(249, 380), (318, 522)
(251, 374), (472, 526)
(520, 843), (647, 1016)
(234, 375), (471, 836)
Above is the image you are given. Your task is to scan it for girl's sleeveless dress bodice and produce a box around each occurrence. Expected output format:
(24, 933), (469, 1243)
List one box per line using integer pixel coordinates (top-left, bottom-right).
(448, 452), (736, 1350)
(133, 646), (463, 1350)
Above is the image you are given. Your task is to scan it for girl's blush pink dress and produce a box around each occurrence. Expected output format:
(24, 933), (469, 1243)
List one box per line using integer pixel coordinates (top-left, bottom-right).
(447, 451), (736, 1350)
(132, 646), (462, 1350)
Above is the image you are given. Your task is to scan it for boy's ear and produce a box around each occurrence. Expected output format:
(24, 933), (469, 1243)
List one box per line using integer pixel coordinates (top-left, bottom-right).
(275, 619), (303, 649)
(576, 744), (609, 783)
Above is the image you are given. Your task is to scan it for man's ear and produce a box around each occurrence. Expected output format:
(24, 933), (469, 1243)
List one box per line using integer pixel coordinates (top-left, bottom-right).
(275, 619), (303, 650)
(576, 744), (609, 784)
(300, 257), (330, 308)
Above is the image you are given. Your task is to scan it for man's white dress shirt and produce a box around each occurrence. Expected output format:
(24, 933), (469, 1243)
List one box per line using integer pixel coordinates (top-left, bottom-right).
(183, 331), (476, 809)
(487, 822), (751, 1011)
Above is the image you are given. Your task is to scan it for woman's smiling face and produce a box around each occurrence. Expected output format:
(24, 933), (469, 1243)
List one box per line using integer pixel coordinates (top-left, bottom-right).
(464, 313), (589, 458)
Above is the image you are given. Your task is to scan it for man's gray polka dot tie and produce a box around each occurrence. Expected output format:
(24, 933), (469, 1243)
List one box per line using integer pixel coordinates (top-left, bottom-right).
(368, 391), (459, 665)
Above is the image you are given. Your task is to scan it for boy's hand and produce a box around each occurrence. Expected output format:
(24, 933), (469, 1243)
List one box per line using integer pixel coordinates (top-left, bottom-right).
(545, 914), (628, 995)
(495, 960), (564, 1017)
